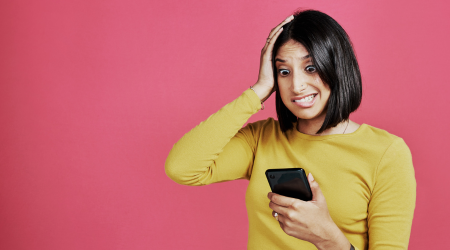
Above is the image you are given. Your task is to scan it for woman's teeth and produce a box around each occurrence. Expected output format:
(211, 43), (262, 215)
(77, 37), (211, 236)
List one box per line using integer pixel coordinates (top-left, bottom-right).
(294, 94), (315, 102)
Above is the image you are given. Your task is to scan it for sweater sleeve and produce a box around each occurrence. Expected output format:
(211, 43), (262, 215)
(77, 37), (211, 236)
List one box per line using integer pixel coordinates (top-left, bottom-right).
(367, 138), (417, 249)
(164, 88), (263, 186)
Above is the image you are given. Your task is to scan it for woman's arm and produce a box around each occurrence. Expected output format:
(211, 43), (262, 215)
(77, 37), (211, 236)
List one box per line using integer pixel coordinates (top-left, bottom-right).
(367, 138), (417, 249)
(164, 88), (263, 186)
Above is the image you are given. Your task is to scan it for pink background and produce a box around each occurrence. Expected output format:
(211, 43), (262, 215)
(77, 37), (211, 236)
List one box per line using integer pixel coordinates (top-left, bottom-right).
(1, 0), (449, 249)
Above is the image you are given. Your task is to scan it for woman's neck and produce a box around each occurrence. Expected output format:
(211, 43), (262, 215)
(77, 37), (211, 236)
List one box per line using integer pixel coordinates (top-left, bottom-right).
(297, 118), (350, 136)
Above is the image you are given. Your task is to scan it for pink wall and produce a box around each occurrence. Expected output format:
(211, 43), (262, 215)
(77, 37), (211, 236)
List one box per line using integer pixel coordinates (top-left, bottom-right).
(1, 0), (449, 249)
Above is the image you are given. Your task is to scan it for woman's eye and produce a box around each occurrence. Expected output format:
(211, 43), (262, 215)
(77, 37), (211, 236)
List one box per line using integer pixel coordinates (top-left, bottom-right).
(279, 69), (290, 76)
(305, 65), (317, 73)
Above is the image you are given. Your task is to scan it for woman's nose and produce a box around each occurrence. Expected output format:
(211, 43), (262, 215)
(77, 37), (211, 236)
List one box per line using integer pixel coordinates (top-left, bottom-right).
(291, 74), (307, 94)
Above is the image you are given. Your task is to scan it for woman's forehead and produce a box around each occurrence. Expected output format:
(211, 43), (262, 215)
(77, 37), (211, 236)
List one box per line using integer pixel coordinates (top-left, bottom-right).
(276, 40), (309, 61)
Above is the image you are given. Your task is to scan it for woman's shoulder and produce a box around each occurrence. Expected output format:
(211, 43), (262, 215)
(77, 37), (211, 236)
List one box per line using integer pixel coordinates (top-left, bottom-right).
(361, 123), (398, 137)
(245, 117), (279, 128)
(358, 123), (409, 149)
(240, 117), (282, 138)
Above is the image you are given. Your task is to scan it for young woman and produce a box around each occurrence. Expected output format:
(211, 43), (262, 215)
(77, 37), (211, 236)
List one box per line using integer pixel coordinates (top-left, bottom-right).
(165, 10), (416, 250)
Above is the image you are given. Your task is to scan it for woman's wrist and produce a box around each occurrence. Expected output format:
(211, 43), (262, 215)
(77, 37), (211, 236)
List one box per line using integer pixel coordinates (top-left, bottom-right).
(314, 223), (351, 250)
(251, 83), (273, 103)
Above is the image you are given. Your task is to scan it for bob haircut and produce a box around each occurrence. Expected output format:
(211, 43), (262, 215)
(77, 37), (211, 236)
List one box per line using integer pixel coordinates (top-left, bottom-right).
(272, 9), (362, 134)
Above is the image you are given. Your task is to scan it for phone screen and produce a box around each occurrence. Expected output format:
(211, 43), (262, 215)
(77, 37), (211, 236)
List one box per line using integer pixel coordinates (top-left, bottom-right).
(265, 168), (312, 201)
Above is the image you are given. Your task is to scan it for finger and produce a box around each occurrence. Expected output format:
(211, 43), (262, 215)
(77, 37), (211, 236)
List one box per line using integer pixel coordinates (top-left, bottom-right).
(271, 211), (286, 225)
(262, 26), (283, 53)
(272, 210), (278, 220)
(269, 200), (290, 216)
(262, 15), (292, 50)
(268, 192), (304, 207)
(261, 15), (293, 50)
(308, 173), (326, 203)
(263, 26), (284, 56)
(277, 212), (286, 223)
(274, 211), (287, 229)
(267, 15), (294, 40)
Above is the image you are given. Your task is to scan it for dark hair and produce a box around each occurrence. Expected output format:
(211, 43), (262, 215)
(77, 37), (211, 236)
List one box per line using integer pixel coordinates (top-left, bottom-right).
(273, 9), (362, 134)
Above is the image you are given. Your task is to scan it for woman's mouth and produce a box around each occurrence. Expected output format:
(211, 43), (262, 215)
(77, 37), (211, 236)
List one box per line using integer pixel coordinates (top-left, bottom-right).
(292, 94), (317, 108)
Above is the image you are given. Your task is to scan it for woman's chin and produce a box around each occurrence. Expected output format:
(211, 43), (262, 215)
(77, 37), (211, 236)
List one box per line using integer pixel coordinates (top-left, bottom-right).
(292, 110), (326, 122)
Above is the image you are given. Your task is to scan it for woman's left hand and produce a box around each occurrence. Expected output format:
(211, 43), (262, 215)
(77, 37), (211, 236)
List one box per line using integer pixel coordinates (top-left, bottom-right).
(268, 173), (348, 249)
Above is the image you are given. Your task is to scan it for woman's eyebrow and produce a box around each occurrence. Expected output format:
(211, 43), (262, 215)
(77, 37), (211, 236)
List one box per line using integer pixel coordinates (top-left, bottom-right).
(275, 55), (310, 63)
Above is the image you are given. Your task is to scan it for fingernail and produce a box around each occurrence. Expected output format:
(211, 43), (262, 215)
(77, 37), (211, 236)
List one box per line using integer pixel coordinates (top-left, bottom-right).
(309, 173), (314, 181)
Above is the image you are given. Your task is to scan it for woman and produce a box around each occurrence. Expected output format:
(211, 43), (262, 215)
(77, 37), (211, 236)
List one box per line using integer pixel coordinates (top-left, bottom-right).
(165, 10), (416, 250)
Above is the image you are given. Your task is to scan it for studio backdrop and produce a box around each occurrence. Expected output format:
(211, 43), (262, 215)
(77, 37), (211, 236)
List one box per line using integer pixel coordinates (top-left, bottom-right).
(1, 0), (449, 249)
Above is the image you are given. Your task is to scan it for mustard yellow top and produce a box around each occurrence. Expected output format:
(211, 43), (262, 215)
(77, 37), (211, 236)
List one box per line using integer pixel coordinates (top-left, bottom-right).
(165, 89), (416, 250)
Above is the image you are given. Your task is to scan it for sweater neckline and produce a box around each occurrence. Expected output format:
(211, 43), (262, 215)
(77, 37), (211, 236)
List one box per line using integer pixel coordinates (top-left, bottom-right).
(289, 122), (367, 141)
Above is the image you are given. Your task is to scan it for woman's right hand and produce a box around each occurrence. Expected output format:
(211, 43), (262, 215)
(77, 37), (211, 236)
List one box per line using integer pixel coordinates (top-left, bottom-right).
(251, 15), (294, 102)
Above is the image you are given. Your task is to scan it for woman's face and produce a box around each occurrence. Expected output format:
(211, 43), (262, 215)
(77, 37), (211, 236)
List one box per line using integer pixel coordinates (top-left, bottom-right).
(275, 40), (330, 122)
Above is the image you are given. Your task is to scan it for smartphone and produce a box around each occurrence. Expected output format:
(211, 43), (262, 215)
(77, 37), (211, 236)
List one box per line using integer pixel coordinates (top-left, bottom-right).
(265, 168), (312, 201)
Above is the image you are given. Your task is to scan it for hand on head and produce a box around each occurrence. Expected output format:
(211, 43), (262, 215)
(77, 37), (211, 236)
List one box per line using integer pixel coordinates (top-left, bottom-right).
(251, 15), (294, 103)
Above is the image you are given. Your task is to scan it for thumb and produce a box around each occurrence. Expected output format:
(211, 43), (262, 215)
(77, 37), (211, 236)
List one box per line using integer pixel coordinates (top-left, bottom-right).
(308, 173), (326, 204)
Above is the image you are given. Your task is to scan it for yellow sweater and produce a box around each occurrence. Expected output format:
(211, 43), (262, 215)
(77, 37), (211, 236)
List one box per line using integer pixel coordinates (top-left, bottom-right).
(165, 89), (416, 250)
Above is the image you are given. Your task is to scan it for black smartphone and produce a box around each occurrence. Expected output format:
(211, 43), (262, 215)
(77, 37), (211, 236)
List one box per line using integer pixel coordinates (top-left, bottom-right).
(265, 168), (312, 201)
